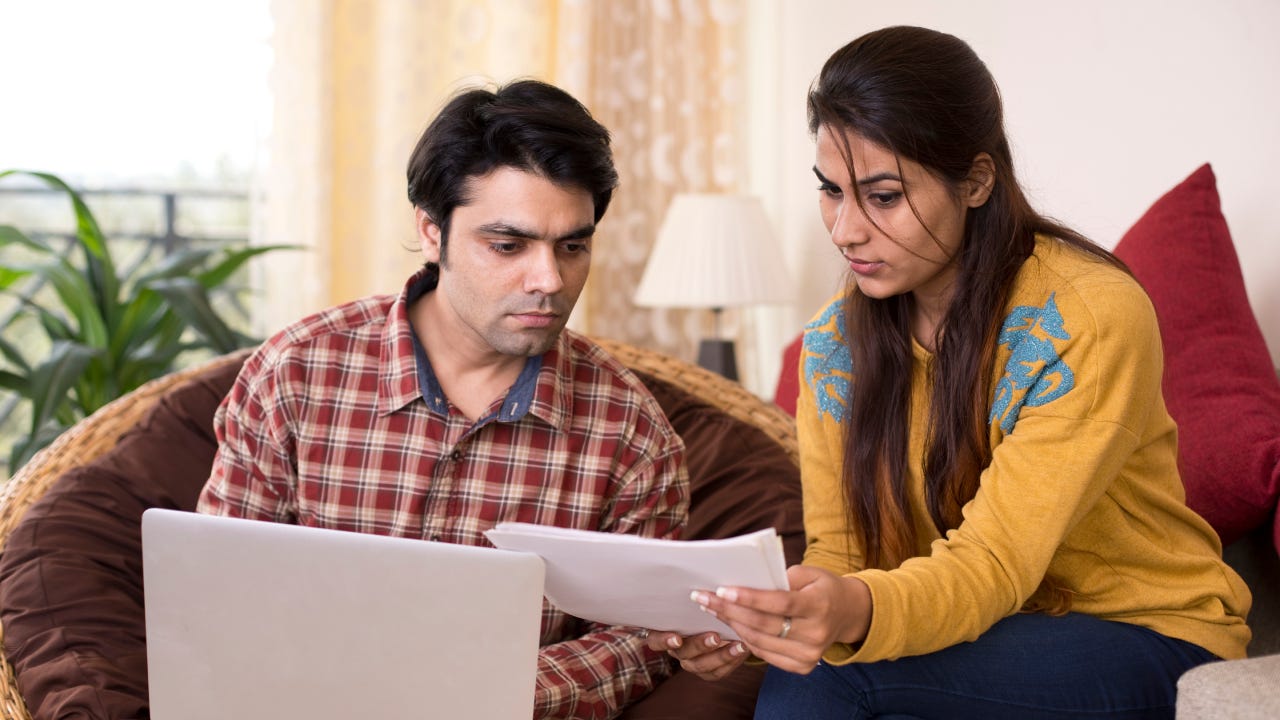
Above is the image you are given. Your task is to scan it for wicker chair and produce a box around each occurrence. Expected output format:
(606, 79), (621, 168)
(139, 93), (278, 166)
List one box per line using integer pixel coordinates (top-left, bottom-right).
(0, 340), (798, 720)
(0, 350), (252, 720)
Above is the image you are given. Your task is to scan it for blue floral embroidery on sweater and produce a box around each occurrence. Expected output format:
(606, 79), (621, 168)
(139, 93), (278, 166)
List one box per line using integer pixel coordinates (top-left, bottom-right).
(989, 293), (1075, 433)
(803, 301), (852, 421)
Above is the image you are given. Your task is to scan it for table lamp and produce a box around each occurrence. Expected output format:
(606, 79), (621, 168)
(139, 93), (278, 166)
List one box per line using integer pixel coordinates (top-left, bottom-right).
(633, 193), (794, 380)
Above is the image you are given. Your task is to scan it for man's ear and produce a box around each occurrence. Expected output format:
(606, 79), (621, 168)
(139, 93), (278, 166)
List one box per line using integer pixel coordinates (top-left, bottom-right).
(416, 207), (443, 264)
(964, 153), (996, 208)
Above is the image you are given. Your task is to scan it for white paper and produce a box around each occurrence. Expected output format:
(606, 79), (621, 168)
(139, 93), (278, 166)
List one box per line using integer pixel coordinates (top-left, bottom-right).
(484, 523), (789, 640)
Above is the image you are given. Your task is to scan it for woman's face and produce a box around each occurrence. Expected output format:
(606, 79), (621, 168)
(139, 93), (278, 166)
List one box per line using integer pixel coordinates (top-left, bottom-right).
(814, 125), (984, 319)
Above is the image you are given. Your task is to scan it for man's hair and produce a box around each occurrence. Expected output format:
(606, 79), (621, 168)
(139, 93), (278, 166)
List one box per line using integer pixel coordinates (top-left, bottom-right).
(406, 79), (618, 253)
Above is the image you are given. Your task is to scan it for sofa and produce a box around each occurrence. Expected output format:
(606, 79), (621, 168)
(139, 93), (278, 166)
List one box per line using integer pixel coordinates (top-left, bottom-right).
(772, 163), (1280, 714)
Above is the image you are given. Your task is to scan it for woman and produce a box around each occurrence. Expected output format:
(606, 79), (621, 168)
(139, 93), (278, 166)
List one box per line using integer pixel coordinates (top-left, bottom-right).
(645, 26), (1251, 719)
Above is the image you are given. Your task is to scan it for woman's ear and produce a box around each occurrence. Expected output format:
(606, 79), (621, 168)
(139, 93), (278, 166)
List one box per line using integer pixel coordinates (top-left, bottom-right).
(965, 153), (996, 208)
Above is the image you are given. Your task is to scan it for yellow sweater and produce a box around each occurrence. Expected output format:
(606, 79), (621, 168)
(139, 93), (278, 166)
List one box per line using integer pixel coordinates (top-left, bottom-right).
(798, 236), (1252, 664)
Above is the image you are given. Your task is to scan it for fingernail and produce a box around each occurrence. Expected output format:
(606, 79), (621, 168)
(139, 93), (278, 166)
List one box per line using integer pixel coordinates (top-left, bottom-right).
(667, 636), (682, 650)
(697, 604), (718, 617)
(715, 587), (738, 602)
(730, 643), (745, 657)
(704, 635), (720, 648)
(690, 591), (708, 605)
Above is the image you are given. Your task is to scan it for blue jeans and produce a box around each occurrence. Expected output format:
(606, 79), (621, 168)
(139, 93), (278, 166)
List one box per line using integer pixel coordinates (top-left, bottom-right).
(753, 612), (1218, 719)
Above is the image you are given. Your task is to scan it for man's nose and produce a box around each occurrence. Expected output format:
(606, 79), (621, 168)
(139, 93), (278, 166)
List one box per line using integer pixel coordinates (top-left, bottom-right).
(524, 244), (564, 294)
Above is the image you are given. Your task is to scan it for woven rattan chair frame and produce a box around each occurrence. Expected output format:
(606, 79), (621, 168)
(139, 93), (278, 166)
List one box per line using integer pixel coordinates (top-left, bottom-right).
(0, 340), (796, 719)
(0, 350), (251, 720)
(592, 338), (798, 467)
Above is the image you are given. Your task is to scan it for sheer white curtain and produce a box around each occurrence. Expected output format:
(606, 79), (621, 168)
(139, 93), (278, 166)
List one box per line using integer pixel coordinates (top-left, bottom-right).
(258, 0), (765, 384)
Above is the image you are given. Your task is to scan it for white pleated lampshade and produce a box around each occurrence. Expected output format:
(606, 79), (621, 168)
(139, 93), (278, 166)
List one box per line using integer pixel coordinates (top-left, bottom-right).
(633, 193), (794, 309)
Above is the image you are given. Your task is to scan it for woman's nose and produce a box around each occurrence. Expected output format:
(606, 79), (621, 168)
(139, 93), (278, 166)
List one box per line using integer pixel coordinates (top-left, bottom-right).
(829, 201), (869, 249)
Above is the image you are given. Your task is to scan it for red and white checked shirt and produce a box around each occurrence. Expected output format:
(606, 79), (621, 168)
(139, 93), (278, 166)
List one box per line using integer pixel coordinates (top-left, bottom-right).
(198, 269), (690, 719)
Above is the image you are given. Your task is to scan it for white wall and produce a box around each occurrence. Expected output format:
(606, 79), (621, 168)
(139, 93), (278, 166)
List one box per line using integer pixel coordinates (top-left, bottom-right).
(746, 0), (1280, 379)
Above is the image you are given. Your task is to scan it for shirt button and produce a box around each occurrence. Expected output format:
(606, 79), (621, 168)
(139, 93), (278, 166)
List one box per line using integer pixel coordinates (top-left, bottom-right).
(431, 534), (442, 542)
(450, 449), (463, 461)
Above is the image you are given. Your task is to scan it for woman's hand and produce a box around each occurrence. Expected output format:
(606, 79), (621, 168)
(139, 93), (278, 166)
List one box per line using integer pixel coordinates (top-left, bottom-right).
(644, 630), (750, 681)
(690, 565), (872, 675)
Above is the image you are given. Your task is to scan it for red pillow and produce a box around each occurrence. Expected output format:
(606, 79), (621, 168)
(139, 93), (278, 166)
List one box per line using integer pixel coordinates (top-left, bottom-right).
(1112, 164), (1280, 551)
(773, 334), (803, 417)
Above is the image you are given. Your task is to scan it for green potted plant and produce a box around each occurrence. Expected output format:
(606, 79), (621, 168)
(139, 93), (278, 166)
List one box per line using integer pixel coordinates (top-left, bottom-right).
(0, 169), (292, 471)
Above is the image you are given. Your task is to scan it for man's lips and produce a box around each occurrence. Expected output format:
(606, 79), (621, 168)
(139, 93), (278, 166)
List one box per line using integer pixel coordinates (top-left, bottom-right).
(512, 312), (559, 328)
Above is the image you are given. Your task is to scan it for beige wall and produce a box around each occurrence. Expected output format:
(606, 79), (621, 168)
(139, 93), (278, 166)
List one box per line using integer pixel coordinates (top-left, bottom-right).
(745, 0), (1280, 384)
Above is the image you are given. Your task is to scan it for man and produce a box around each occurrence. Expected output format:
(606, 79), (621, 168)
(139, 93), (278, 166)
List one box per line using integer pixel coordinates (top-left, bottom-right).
(198, 80), (689, 719)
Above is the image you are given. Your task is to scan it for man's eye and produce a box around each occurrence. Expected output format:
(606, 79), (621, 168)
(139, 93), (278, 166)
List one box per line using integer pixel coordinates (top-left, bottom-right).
(491, 242), (521, 254)
(560, 241), (591, 254)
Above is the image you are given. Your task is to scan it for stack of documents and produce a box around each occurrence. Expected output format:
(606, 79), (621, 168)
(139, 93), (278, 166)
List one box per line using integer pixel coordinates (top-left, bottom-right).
(485, 523), (789, 639)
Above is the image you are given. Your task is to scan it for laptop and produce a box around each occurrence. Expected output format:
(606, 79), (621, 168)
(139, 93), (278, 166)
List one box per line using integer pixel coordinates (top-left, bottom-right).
(142, 508), (545, 720)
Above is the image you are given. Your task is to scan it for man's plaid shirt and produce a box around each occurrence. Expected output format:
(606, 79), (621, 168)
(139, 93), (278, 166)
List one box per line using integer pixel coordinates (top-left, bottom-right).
(198, 270), (690, 719)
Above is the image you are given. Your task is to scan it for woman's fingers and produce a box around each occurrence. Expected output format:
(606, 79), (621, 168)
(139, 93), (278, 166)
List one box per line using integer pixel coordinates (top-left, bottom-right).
(641, 628), (749, 681)
(674, 639), (750, 680)
(687, 566), (869, 674)
(642, 629), (679, 653)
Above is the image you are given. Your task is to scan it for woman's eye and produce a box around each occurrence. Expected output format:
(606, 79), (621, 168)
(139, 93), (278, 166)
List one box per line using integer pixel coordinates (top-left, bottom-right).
(868, 191), (900, 207)
(817, 182), (842, 197)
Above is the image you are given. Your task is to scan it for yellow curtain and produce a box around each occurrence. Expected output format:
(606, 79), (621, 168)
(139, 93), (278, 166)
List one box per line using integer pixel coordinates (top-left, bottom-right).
(260, 0), (751, 367)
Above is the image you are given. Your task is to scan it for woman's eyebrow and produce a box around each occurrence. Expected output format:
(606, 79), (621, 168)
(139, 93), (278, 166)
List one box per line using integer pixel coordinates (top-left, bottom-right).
(812, 166), (902, 186)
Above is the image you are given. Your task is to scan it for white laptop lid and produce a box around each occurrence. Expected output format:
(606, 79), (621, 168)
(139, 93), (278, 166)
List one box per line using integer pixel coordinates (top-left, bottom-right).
(142, 508), (544, 720)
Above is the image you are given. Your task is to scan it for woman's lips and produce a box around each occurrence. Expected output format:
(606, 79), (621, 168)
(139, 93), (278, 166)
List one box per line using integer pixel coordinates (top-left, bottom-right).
(847, 258), (884, 275)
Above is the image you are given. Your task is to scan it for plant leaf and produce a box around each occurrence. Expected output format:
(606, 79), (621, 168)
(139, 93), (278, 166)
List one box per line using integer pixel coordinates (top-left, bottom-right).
(37, 260), (110, 349)
(1, 170), (122, 332)
(26, 340), (100, 441)
(0, 266), (34, 290)
(0, 333), (32, 373)
(133, 247), (217, 284)
(9, 422), (69, 474)
(145, 277), (241, 353)
(197, 244), (302, 288)
(0, 224), (56, 255)
(0, 369), (29, 394)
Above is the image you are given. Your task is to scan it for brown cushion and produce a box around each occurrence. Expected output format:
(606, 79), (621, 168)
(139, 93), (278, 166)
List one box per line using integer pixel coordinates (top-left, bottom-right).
(0, 359), (802, 720)
(0, 360), (243, 719)
(621, 371), (803, 720)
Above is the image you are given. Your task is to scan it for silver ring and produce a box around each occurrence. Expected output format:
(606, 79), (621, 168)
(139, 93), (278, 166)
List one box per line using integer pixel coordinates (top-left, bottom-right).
(638, 629), (649, 639)
(778, 616), (792, 639)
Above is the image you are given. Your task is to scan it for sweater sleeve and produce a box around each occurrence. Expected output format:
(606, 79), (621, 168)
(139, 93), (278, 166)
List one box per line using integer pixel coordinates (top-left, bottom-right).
(797, 328), (863, 576)
(826, 275), (1162, 664)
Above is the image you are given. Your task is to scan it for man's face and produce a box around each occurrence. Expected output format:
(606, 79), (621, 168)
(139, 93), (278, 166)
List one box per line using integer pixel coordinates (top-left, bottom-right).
(416, 166), (595, 359)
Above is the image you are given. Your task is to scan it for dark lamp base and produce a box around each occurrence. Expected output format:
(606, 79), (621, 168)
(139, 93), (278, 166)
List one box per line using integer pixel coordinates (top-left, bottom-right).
(696, 339), (738, 381)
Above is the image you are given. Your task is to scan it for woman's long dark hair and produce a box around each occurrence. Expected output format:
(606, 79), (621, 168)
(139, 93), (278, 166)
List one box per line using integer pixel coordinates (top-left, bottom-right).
(808, 26), (1125, 611)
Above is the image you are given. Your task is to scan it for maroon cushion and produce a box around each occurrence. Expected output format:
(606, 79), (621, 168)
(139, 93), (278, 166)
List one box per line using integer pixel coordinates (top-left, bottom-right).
(0, 357), (802, 719)
(1112, 164), (1280, 551)
(0, 360), (243, 720)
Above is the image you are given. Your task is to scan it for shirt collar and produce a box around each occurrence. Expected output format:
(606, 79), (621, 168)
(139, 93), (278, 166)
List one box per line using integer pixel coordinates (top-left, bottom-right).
(376, 266), (573, 431)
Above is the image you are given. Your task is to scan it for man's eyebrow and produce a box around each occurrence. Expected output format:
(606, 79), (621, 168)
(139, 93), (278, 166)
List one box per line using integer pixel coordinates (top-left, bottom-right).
(811, 166), (902, 187)
(475, 222), (596, 241)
